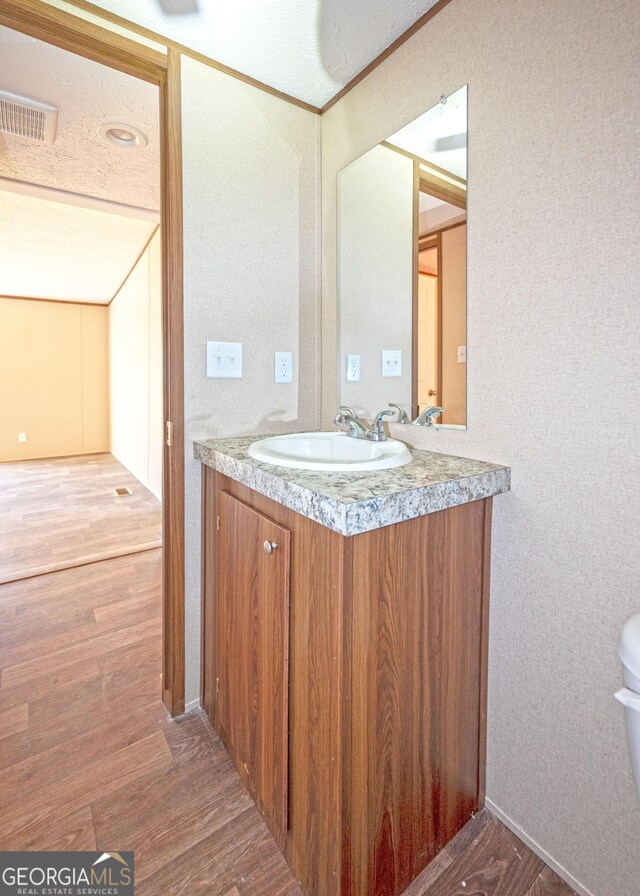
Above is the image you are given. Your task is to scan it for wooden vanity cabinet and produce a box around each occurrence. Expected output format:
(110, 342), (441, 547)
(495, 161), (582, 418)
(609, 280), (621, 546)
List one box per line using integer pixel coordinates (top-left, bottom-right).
(201, 467), (492, 896)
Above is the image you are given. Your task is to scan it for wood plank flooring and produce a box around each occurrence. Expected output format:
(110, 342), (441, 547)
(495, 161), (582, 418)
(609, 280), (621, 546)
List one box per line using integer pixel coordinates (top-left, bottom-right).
(0, 454), (161, 584)
(0, 458), (577, 896)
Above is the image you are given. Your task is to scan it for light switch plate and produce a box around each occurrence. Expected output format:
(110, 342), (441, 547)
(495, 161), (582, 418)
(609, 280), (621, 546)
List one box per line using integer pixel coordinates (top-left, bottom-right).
(206, 341), (242, 378)
(18, 432), (26, 443)
(346, 354), (360, 382)
(381, 350), (402, 377)
(275, 351), (293, 383)
(457, 345), (467, 364)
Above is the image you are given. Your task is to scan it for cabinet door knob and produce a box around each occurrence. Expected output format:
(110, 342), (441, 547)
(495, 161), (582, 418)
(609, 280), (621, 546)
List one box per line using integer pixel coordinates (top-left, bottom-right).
(263, 540), (278, 554)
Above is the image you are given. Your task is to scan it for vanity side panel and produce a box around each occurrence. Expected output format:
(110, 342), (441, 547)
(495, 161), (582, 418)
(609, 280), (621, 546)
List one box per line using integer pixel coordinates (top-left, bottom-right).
(348, 499), (488, 896)
(202, 471), (347, 896)
(201, 465), (217, 719)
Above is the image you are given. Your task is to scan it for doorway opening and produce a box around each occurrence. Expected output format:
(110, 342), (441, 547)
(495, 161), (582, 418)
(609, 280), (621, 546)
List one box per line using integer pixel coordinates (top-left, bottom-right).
(0, 3), (184, 716)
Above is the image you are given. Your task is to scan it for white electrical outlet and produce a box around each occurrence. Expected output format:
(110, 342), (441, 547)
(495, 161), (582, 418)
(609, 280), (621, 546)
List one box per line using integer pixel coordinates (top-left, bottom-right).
(275, 351), (293, 383)
(457, 345), (467, 363)
(381, 350), (402, 377)
(206, 341), (242, 378)
(346, 354), (360, 382)
(18, 432), (27, 443)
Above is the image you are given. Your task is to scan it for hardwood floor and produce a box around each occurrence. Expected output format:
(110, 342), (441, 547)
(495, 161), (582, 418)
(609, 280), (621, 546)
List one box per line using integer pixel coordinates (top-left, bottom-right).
(0, 458), (576, 895)
(0, 454), (161, 584)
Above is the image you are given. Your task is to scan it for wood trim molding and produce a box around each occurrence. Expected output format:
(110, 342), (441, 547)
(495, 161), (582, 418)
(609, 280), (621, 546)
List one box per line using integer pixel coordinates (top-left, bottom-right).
(321, 0), (454, 112)
(435, 231), (443, 420)
(477, 498), (494, 806)
(55, 0), (321, 114)
(411, 160), (420, 419)
(0, 0), (167, 82)
(419, 173), (466, 210)
(1, 0), (186, 717)
(382, 141), (467, 187)
(421, 218), (467, 239)
(160, 47), (186, 716)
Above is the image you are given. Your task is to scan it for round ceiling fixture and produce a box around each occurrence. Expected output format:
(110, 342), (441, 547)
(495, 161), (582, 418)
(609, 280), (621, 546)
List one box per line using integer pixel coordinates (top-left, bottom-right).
(98, 122), (148, 148)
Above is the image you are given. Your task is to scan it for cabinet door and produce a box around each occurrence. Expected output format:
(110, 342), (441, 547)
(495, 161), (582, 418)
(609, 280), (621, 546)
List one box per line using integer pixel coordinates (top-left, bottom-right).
(216, 489), (291, 848)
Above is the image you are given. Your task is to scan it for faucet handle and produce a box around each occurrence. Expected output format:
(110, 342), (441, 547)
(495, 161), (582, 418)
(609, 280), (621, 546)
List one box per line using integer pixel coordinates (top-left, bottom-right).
(368, 409), (394, 438)
(388, 403), (410, 424)
(339, 405), (359, 420)
(372, 408), (394, 425)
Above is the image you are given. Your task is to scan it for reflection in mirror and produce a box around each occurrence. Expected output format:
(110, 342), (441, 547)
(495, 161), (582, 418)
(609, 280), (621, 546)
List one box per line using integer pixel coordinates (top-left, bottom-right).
(337, 85), (467, 429)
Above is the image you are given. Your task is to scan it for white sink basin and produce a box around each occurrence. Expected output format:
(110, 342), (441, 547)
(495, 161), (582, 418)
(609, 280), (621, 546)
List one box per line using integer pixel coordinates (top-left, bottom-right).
(247, 432), (412, 472)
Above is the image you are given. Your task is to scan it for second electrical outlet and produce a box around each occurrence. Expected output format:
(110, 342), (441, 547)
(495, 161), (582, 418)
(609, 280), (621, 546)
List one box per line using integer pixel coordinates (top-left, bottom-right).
(275, 351), (293, 383)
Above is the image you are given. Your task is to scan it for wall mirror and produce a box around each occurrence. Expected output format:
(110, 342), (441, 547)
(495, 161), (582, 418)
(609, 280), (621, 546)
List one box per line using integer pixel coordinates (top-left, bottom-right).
(337, 85), (467, 429)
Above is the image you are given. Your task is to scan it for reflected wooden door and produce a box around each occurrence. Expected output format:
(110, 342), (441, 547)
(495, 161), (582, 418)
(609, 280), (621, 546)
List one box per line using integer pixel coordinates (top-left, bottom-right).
(417, 266), (439, 412)
(216, 490), (291, 849)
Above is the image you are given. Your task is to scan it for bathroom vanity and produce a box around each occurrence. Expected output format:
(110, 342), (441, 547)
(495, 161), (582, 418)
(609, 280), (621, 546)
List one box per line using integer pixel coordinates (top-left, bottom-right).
(195, 436), (510, 896)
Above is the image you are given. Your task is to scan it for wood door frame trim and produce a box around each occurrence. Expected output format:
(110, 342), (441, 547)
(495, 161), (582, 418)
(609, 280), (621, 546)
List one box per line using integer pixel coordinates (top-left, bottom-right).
(0, 0), (186, 716)
(435, 232), (443, 420)
(411, 160), (420, 419)
(420, 218), (467, 240)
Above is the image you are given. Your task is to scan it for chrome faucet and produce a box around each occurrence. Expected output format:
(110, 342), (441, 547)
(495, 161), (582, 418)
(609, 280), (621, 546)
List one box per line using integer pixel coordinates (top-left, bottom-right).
(366, 409), (394, 441)
(388, 403), (444, 427)
(333, 407), (393, 441)
(333, 408), (368, 439)
(388, 403), (410, 424)
(413, 406), (444, 426)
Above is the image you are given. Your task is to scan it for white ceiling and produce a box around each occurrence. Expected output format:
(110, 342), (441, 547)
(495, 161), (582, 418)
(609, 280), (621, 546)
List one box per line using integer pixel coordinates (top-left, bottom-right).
(75, 0), (444, 108)
(0, 24), (160, 208)
(0, 24), (160, 303)
(0, 190), (157, 302)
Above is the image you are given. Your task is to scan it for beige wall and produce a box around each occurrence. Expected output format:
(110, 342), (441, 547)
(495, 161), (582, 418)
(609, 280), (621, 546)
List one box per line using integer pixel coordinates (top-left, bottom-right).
(321, 2), (640, 895)
(440, 223), (466, 425)
(181, 56), (320, 705)
(338, 144), (414, 418)
(0, 297), (108, 461)
(109, 229), (162, 499)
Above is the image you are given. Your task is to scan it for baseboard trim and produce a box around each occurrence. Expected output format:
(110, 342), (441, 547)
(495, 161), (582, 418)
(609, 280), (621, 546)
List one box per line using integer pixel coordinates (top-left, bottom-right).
(485, 798), (594, 896)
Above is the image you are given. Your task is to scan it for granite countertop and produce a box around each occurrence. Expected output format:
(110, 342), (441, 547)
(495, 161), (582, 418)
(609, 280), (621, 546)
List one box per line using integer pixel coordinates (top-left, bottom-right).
(194, 435), (510, 537)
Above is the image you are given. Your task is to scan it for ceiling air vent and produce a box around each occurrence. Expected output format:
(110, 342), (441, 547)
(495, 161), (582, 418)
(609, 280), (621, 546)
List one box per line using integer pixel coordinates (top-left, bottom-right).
(0, 90), (58, 143)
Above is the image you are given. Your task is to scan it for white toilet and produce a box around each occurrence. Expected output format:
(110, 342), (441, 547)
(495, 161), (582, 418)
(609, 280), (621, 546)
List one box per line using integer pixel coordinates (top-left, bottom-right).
(616, 613), (640, 800)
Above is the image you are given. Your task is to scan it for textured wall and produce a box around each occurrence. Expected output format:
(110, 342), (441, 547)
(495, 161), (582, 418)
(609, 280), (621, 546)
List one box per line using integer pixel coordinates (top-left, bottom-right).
(109, 230), (163, 499)
(181, 56), (320, 705)
(0, 298), (109, 461)
(321, 1), (640, 894)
